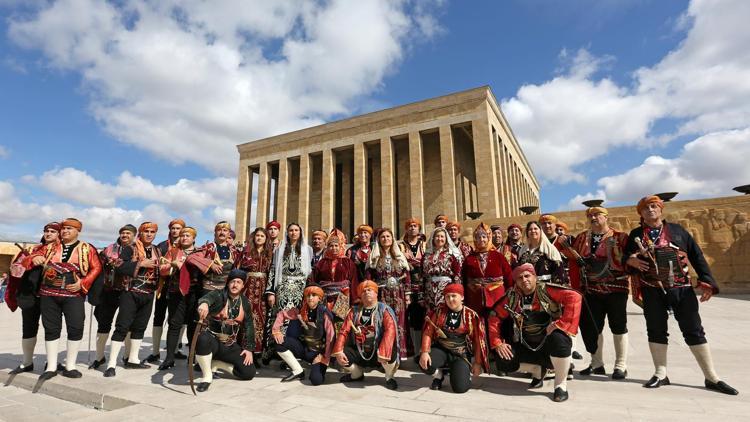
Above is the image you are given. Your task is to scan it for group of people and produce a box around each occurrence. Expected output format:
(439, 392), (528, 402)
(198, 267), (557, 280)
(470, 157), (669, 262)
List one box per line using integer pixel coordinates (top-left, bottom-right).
(2, 195), (739, 402)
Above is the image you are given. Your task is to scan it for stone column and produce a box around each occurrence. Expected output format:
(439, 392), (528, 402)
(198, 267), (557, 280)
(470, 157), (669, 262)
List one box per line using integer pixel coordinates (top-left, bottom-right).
(321, 148), (335, 231)
(298, 153), (310, 236)
(276, 158), (289, 228)
(234, 162), (251, 243)
(472, 117), (500, 218)
(256, 162), (270, 226)
(380, 136), (395, 230)
(408, 131), (425, 225)
(353, 141), (367, 226)
(439, 125), (458, 220)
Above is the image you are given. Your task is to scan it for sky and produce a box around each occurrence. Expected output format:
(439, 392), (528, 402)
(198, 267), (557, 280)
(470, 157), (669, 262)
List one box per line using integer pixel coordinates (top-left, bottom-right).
(1, 0), (749, 245)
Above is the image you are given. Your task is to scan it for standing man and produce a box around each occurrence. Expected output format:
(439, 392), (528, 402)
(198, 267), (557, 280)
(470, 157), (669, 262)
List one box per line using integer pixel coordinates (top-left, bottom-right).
(104, 222), (161, 377)
(146, 218), (185, 363)
(26, 218), (102, 380)
(433, 214), (448, 230)
(333, 281), (400, 390)
(461, 222), (512, 318)
(346, 224), (373, 282)
(90, 224), (136, 370)
(184, 221), (239, 297)
(624, 196), (737, 394)
(502, 223), (524, 266)
(446, 221), (472, 258)
(400, 218), (426, 355)
(266, 221), (281, 251)
(490, 225), (504, 250)
(310, 230), (327, 267)
(572, 207), (630, 379)
(7, 222), (60, 374)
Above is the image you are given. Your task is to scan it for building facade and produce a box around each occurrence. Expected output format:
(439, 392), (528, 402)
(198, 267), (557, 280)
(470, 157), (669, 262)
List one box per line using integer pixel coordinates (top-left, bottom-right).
(235, 86), (540, 241)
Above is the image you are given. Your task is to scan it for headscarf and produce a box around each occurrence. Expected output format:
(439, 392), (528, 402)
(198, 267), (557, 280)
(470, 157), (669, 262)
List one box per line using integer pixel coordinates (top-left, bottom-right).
(433, 215), (448, 225)
(357, 280), (378, 298)
(403, 217), (421, 232)
(356, 224), (373, 235)
(507, 223), (522, 232)
(443, 283), (464, 297)
(555, 222), (569, 232)
(311, 230), (327, 240)
(524, 222), (562, 263)
(304, 285), (325, 298)
(214, 221), (231, 232)
(368, 228), (409, 271)
(512, 262), (536, 281)
(425, 227), (462, 262)
(168, 218), (186, 229)
(270, 223), (312, 292)
(44, 222), (62, 232)
(636, 196), (664, 215)
(446, 220), (461, 230)
(538, 214), (557, 224)
(180, 227), (197, 238)
(586, 207), (608, 218)
(325, 228), (347, 258)
(266, 220), (281, 231)
(490, 224), (503, 232)
(134, 221), (158, 260)
(473, 222), (495, 252)
(61, 218), (82, 231)
(227, 268), (247, 283)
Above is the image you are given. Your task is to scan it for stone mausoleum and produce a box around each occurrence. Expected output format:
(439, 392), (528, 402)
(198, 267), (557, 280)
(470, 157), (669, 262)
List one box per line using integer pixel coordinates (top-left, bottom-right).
(234, 86), (540, 240)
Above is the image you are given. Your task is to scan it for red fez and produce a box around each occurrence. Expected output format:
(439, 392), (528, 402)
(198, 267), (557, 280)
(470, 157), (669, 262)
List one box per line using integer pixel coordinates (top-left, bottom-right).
(512, 263), (536, 281)
(636, 196), (664, 215)
(266, 220), (281, 230)
(61, 218), (82, 231)
(443, 283), (464, 297)
(357, 280), (379, 297)
(507, 223), (522, 232)
(44, 222), (61, 232)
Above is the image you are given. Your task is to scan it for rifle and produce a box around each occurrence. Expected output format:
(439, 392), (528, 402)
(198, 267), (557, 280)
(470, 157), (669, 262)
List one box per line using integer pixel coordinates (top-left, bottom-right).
(558, 236), (590, 292)
(634, 236), (666, 295)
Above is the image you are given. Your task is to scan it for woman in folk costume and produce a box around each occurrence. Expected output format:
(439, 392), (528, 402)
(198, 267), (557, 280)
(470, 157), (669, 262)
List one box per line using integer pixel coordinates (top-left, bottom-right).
(421, 227), (463, 311)
(346, 224), (374, 283)
(461, 222), (513, 318)
(308, 228), (358, 320)
(366, 228), (411, 357)
(262, 223), (313, 362)
(235, 227), (273, 357)
(517, 221), (567, 285)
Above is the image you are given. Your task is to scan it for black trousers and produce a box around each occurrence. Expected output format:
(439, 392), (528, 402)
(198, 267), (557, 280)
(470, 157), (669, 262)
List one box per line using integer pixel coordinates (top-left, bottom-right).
(579, 291), (628, 354)
(21, 296), (42, 339)
(112, 292), (154, 341)
(342, 339), (398, 368)
(93, 290), (122, 334)
(165, 289), (198, 360)
(421, 344), (472, 393)
(195, 331), (256, 380)
(40, 295), (85, 341)
(495, 330), (572, 374)
(153, 292), (169, 327)
(276, 320), (328, 385)
(642, 286), (706, 345)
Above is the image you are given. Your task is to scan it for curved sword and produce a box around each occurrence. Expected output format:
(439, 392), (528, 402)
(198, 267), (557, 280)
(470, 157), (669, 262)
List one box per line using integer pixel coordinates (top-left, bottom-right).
(188, 319), (207, 395)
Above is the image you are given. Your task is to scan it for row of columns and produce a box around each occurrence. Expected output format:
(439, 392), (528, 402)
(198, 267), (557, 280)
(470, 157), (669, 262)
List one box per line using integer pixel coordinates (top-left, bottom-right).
(236, 119), (539, 241)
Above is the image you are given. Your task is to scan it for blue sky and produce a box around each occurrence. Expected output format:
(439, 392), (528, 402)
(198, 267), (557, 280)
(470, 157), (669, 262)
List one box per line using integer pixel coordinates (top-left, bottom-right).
(1, 0), (749, 244)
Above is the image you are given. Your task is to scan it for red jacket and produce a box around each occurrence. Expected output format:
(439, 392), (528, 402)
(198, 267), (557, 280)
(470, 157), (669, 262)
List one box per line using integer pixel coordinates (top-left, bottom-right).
(461, 250), (513, 313)
(421, 304), (489, 373)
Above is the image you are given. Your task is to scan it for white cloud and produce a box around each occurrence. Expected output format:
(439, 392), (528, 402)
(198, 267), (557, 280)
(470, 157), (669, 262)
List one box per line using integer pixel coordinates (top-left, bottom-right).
(7, 0), (443, 174)
(0, 145), (9, 158)
(36, 167), (115, 206)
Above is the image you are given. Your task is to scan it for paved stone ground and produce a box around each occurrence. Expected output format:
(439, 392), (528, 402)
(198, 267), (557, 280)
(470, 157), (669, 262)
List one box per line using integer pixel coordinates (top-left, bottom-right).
(1, 296), (749, 421)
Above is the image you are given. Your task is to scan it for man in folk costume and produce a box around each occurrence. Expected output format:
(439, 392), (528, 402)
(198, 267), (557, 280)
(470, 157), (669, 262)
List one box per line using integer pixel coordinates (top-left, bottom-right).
(399, 217), (426, 356)
(266, 220), (282, 251)
(461, 222), (513, 318)
(624, 196), (738, 394)
(7, 222), (60, 374)
(333, 280), (400, 390)
(490, 263), (582, 402)
(490, 225), (504, 250)
(272, 286), (336, 384)
(501, 223), (524, 266)
(345, 224), (373, 282)
(184, 221), (239, 297)
(433, 214), (448, 229)
(23, 218), (102, 380)
(555, 221), (569, 237)
(146, 218), (186, 363)
(572, 207), (630, 379)
(310, 230), (327, 267)
(89, 224), (136, 370)
(419, 284), (488, 393)
(446, 221), (473, 258)
(158, 226), (199, 370)
(308, 228), (359, 320)
(194, 269), (256, 392)
(103, 222), (160, 376)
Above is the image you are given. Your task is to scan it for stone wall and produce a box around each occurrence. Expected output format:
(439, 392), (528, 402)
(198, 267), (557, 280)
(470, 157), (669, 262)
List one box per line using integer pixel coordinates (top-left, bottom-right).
(447, 195), (750, 293)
